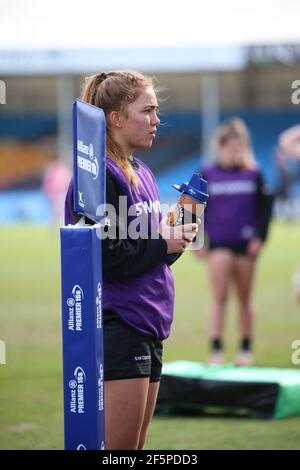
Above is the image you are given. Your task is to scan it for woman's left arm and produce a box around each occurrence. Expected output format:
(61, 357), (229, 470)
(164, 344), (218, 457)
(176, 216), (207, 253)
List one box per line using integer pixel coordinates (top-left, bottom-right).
(255, 171), (274, 243)
(247, 172), (274, 257)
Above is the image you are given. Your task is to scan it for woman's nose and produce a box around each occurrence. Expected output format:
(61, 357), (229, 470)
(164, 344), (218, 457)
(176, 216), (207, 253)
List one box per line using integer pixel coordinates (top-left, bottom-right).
(152, 113), (160, 125)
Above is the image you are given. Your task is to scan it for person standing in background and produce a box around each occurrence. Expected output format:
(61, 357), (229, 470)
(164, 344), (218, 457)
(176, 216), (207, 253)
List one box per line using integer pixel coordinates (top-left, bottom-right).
(196, 118), (273, 366)
(279, 124), (300, 161)
(42, 160), (71, 226)
(278, 124), (300, 302)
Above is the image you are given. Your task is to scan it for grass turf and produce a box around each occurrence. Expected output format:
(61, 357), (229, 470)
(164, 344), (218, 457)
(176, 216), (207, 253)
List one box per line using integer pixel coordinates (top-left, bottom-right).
(0, 222), (300, 449)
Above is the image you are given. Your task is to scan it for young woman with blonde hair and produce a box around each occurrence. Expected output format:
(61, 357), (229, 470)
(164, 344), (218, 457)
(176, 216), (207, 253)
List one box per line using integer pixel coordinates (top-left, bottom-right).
(199, 118), (273, 366)
(65, 70), (198, 449)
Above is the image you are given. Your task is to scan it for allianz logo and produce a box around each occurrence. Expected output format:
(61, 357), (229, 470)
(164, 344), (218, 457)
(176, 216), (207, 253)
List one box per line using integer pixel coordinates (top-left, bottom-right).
(77, 140), (98, 179)
(96, 282), (102, 329)
(98, 363), (104, 412)
(77, 140), (94, 158)
(67, 284), (84, 332)
(69, 366), (86, 414)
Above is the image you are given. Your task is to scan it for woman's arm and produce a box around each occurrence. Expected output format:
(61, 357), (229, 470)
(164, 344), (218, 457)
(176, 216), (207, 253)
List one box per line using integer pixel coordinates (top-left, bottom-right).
(255, 172), (274, 243)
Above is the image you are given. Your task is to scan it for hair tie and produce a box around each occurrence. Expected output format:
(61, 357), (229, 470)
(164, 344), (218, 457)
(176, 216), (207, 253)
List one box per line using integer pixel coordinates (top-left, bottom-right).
(99, 72), (107, 82)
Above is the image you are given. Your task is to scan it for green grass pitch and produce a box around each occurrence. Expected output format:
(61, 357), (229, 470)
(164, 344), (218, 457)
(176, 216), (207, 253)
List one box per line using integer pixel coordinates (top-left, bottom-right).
(0, 222), (300, 449)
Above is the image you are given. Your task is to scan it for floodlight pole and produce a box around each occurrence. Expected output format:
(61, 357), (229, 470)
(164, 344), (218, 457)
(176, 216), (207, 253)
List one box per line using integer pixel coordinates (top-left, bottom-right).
(201, 72), (220, 162)
(56, 76), (74, 165)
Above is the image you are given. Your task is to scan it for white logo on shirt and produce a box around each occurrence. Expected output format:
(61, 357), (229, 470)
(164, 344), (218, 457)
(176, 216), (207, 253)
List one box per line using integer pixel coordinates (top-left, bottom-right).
(135, 200), (161, 216)
(209, 180), (256, 196)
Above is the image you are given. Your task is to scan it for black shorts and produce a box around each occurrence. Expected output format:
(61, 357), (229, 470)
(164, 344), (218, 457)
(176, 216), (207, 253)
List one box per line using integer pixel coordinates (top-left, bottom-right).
(209, 240), (249, 256)
(103, 310), (163, 383)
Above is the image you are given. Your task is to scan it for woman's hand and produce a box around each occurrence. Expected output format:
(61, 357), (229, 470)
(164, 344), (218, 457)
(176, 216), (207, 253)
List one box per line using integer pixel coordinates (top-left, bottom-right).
(159, 221), (198, 254)
(247, 237), (263, 257)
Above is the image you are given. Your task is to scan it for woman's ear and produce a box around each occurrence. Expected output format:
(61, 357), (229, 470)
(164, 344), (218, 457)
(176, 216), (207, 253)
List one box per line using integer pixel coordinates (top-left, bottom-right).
(108, 111), (123, 129)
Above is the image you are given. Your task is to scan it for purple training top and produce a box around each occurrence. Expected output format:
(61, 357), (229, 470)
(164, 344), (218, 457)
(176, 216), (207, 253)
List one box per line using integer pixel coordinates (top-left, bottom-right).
(65, 157), (174, 340)
(202, 164), (260, 244)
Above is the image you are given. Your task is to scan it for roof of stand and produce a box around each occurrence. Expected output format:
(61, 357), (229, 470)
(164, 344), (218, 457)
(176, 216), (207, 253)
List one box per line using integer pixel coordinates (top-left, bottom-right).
(0, 0), (299, 74)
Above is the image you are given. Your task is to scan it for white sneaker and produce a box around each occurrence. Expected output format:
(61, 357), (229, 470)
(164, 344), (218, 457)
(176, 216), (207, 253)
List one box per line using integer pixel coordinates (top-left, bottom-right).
(234, 351), (253, 367)
(207, 351), (225, 365)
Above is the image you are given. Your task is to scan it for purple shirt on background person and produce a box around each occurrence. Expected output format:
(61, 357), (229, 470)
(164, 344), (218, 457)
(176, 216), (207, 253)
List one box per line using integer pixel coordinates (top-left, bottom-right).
(202, 164), (262, 244)
(64, 157), (174, 341)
